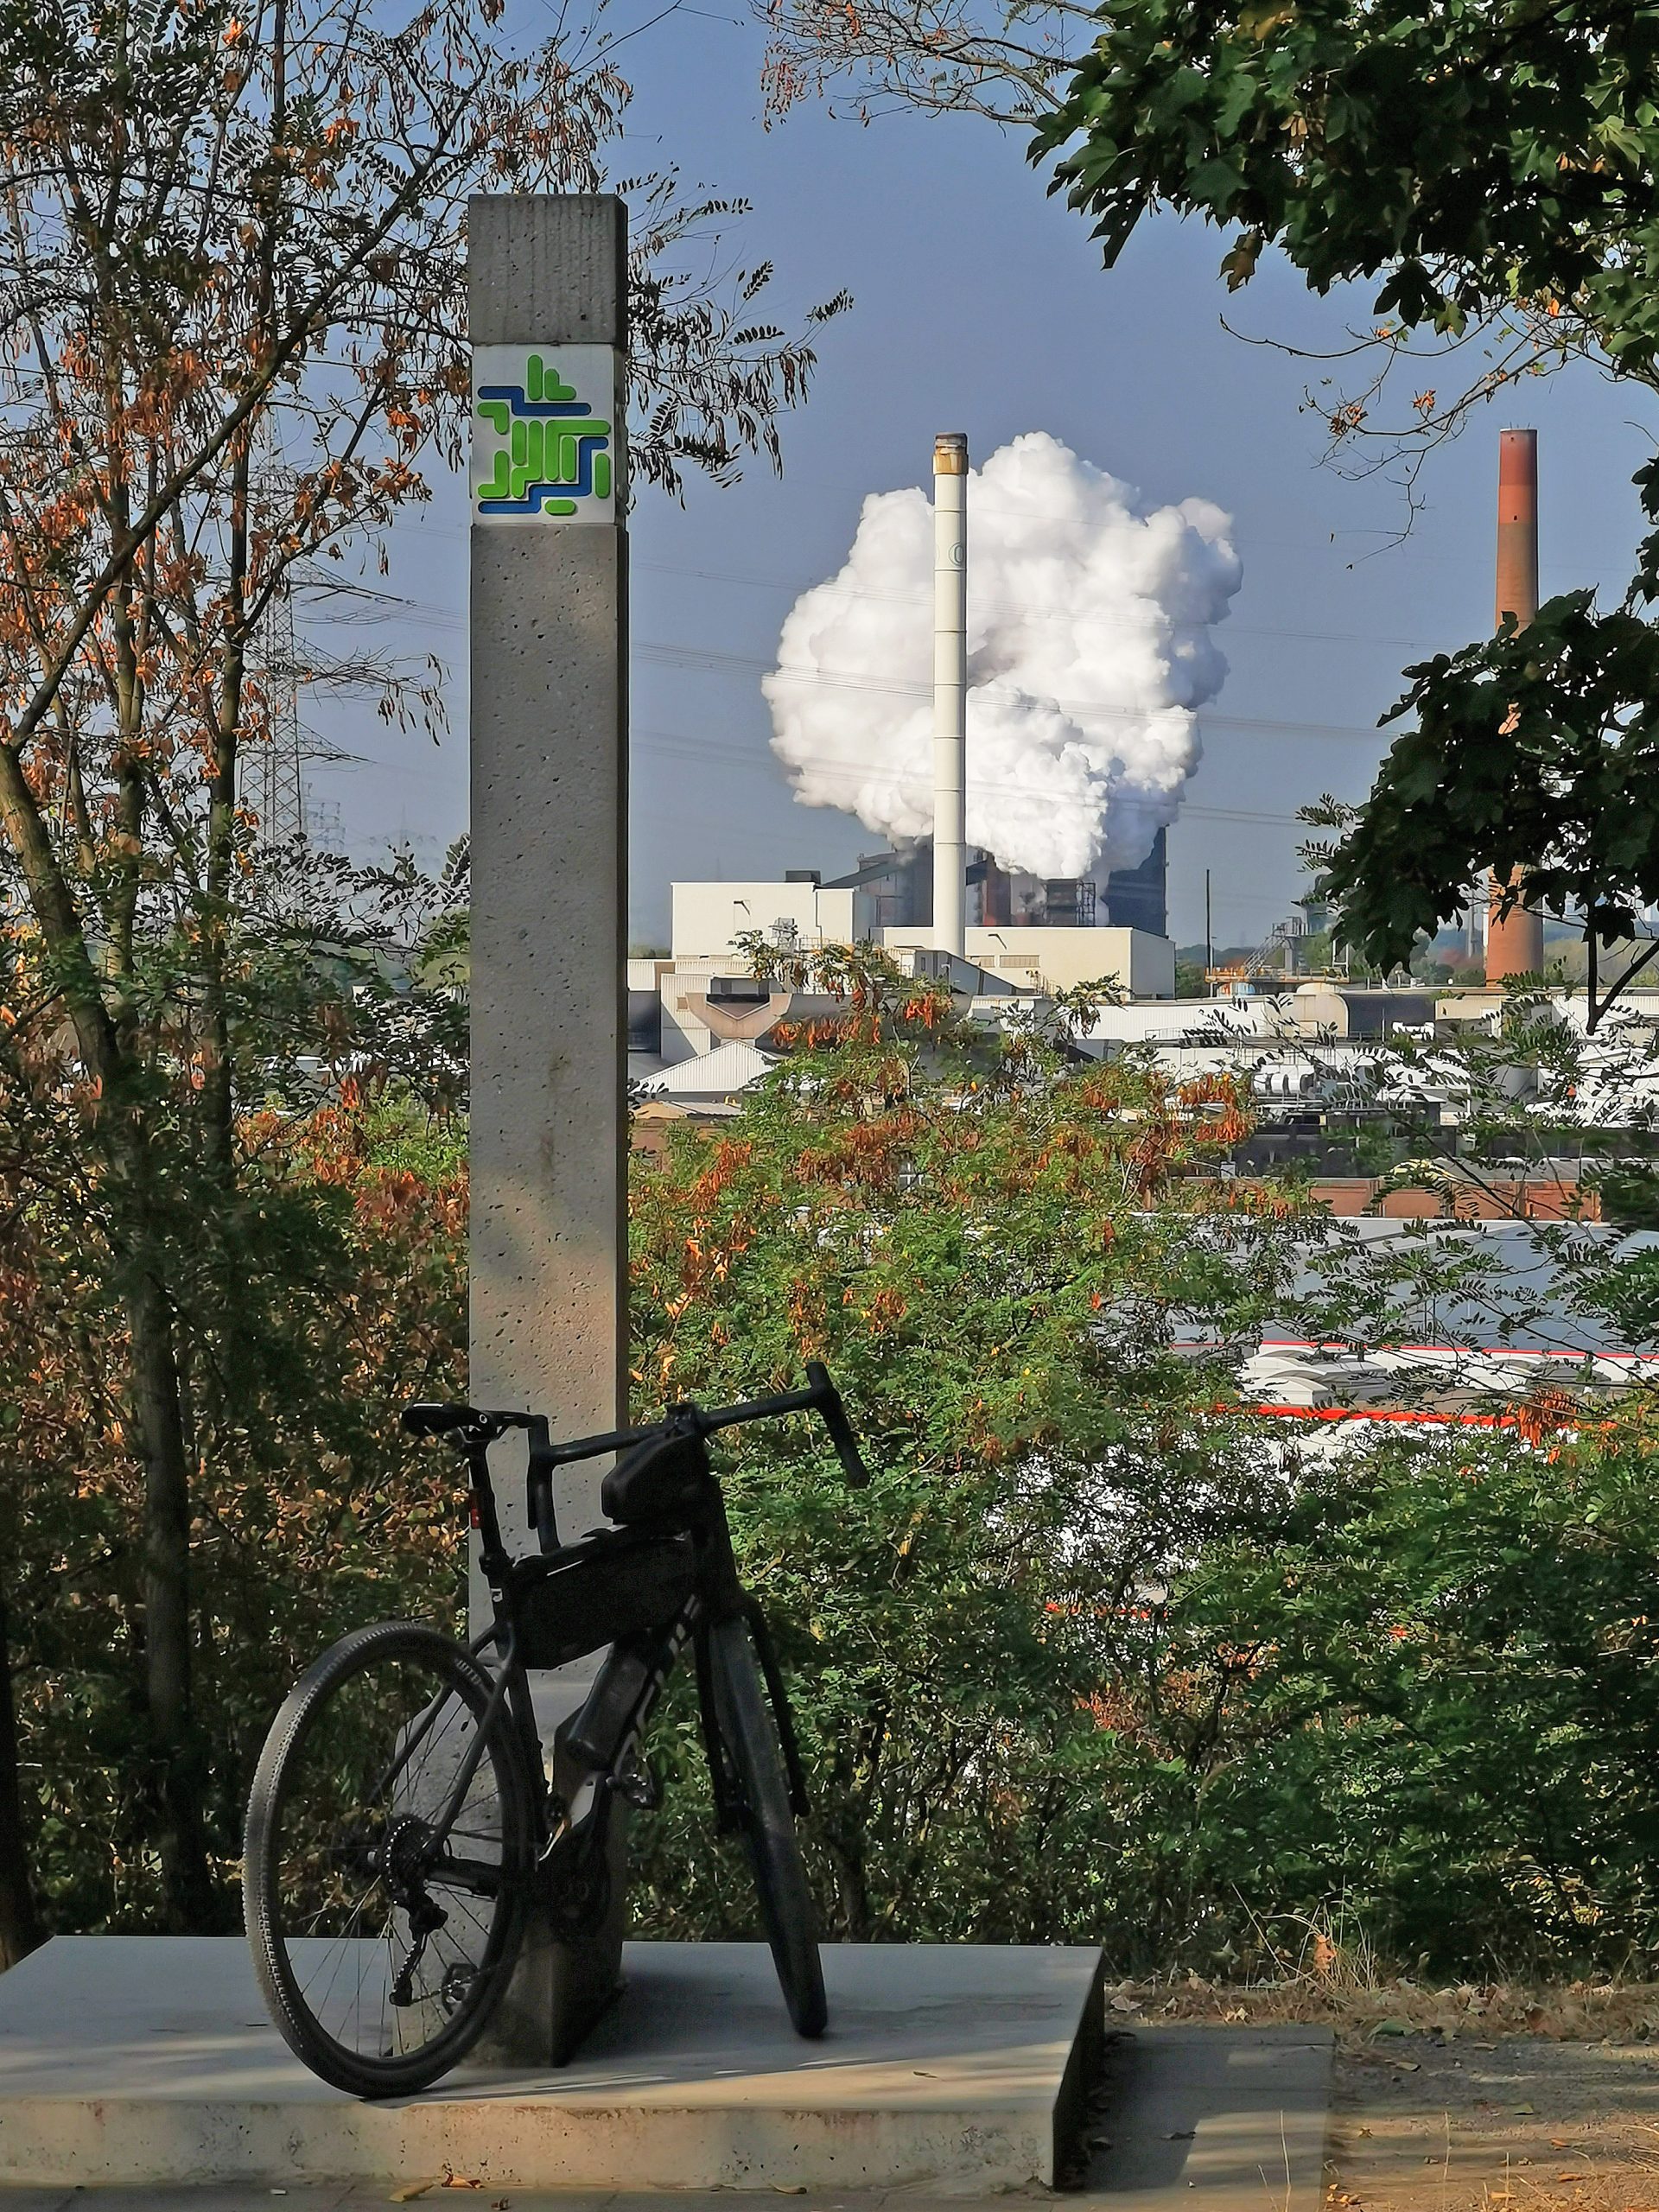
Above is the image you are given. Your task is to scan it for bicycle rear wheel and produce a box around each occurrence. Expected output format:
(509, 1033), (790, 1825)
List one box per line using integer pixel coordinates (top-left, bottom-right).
(707, 1612), (827, 2037)
(245, 1620), (532, 2098)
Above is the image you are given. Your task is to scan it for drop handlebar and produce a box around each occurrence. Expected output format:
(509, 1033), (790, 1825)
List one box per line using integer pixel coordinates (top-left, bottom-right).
(403, 1361), (871, 1489)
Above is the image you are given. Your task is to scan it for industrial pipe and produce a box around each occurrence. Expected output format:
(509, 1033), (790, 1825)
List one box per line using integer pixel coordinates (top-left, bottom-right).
(933, 432), (968, 960)
(1485, 428), (1545, 982)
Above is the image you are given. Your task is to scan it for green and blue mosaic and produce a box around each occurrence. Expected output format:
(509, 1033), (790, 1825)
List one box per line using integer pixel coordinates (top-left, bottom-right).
(474, 353), (613, 517)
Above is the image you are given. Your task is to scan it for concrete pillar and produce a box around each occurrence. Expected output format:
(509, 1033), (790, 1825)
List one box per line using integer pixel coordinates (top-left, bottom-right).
(467, 192), (630, 2064)
(932, 433), (968, 958)
(1486, 428), (1545, 982)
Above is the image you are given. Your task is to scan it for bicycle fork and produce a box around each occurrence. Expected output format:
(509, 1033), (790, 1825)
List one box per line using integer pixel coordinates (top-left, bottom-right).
(694, 1604), (812, 1831)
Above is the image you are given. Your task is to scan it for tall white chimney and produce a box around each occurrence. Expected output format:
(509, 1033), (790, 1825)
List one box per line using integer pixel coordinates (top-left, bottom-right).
(932, 432), (968, 960)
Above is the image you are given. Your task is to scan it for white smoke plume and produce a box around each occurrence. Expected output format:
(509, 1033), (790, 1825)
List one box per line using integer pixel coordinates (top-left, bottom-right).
(764, 431), (1242, 883)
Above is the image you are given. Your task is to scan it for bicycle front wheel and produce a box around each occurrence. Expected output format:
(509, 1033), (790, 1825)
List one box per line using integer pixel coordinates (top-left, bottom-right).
(245, 1621), (533, 2098)
(707, 1612), (827, 2038)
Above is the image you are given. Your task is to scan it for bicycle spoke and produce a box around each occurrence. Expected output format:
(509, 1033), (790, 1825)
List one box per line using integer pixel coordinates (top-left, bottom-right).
(251, 1631), (524, 2085)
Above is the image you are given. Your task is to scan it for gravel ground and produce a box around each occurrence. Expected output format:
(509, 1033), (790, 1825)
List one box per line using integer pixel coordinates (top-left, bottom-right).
(1327, 2032), (1659, 2212)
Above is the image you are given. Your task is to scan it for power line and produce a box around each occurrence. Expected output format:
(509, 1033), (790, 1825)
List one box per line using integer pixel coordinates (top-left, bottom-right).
(634, 638), (1389, 743)
(334, 555), (1446, 658)
(310, 580), (1394, 745)
(630, 725), (1314, 828)
(632, 554), (1443, 655)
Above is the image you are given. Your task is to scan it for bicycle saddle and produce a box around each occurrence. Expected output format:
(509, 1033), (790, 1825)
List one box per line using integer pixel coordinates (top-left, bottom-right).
(601, 1430), (710, 1527)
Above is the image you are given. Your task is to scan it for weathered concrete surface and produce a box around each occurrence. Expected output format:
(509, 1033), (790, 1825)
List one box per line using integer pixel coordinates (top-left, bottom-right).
(0, 1938), (1103, 2194)
(0, 2194), (1058, 2210)
(0, 2193), (1042, 2209)
(467, 189), (629, 1562)
(1083, 2021), (1332, 2212)
(466, 189), (631, 2063)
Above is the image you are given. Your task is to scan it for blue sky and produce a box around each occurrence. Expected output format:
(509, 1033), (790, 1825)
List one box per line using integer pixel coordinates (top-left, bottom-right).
(308, 5), (1659, 950)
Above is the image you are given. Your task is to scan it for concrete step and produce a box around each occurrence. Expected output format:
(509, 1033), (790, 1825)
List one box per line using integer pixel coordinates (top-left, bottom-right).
(0, 1938), (1103, 2195)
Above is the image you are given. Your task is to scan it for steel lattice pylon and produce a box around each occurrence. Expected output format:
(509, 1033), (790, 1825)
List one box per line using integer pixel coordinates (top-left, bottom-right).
(249, 557), (306, 846)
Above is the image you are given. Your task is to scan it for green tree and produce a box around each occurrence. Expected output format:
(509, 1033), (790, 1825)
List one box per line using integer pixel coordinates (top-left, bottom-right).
(1027, 0), (1659, 1021)
(1032, 0), (1659, 362)
(627, 944), (1306, 1945)
(0, 849), (473, 1954)
(1300, 591), (1659, 1027)
(1169, 1419), (1659, 1971)
(0, 0), (842, 1929)
(622, 943), (1659, 1970)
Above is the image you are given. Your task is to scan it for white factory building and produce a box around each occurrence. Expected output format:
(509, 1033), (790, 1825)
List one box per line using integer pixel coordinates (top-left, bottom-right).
(631, 874), (1178, 1096)
(666, 877), (1174, 998)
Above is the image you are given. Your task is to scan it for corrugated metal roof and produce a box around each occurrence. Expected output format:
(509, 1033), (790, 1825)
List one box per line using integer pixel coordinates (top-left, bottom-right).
(642, 1041), (778, 1101)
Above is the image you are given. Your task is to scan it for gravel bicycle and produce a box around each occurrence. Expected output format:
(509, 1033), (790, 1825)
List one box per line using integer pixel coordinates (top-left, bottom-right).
(243, 1363), (869, 2099)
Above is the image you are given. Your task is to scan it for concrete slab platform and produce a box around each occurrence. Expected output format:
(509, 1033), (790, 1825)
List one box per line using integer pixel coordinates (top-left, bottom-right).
(0, 2195), (982, 2210)
(0, 2195), (1035, 2211)
(1084, 2023), (1332, 2212)
(0, 2197), (1052, 2212)
(0, 1938), (1103, 2195)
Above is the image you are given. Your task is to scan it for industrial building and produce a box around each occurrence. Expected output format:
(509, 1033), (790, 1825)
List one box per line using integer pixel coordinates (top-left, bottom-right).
(631, 429), (1183, 1098)
(828, 830), (1167, 939)
(633, 854), (1176, 1091)
(664, 861), (1173, 999)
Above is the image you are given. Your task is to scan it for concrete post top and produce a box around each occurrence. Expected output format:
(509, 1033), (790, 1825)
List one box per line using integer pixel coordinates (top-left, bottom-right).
(467, 194), (627, 348)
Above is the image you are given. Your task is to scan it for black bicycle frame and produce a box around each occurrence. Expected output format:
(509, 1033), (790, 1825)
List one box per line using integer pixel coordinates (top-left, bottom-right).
(399, 1367), (868, 1885)
(435, 1433), (806, 1888)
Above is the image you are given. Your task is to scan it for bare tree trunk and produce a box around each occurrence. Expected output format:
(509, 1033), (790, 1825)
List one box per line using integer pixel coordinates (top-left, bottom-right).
(818, 1822), (873, 1942)
(0, 1594), (44, 1971)
(124, 1257), (218, 1931)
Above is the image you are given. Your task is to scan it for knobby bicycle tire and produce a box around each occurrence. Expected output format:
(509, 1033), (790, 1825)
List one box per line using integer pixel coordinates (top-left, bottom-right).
(707, 1612), (828, 2038)
(245, 1619), (534, 2098)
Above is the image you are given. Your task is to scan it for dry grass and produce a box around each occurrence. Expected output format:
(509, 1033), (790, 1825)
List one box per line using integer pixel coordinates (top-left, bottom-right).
(1092, 1910), (1659, 2202)
(1103, 1913), (1659, 2050)
(1094, 1917), (1659, 2209)
(1328, 2139), (1659, 2212)
(1114, 1969), (1659, 2049)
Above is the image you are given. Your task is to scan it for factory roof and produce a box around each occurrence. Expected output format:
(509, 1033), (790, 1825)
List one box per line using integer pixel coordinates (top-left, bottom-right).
(639, 1040), (779, 1103)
